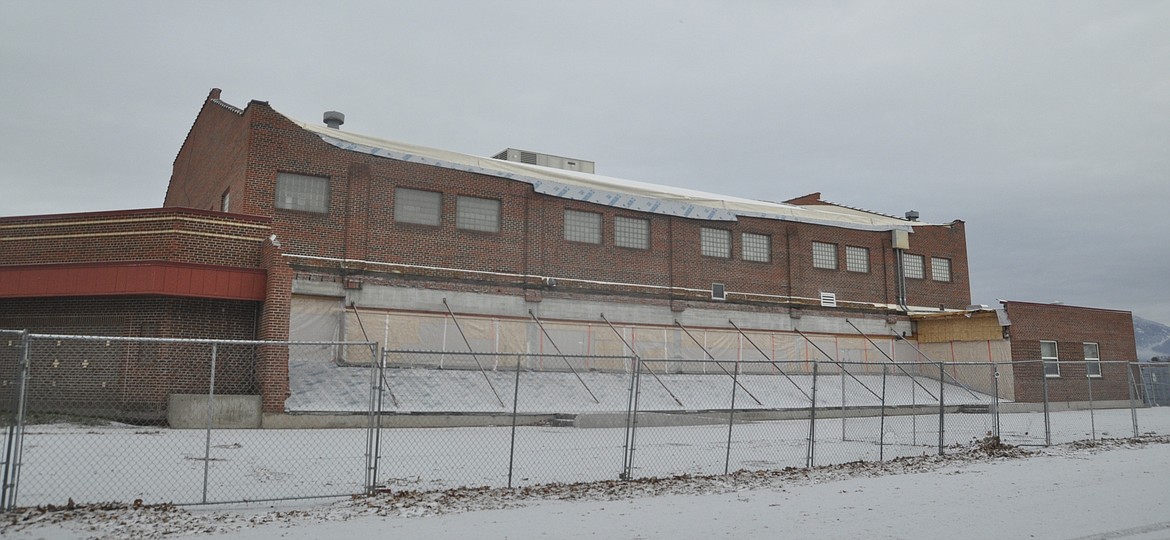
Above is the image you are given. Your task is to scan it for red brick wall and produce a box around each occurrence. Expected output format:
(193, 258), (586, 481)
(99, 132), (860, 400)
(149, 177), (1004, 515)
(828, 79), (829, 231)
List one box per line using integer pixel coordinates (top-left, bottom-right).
(1004, 301), (1137, 402)
(0, 296), (260, 422)
(165, 89), (251, 212)
(0, 207), (270, 268)
(183, 99), (971, 312)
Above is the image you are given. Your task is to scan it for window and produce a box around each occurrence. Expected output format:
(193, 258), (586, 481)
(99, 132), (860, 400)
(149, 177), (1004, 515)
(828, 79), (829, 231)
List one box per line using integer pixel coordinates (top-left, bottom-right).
(1084, 342), (1101, 377)
(394, 188), (441, 226)
(845, 246), (869, 273)
(931, 257), (952, 282)
(742, 233), (770, 262)
(456, 196), (500, 232)
(221, 190), (231, 213)
(700, 227), (731, 258)
(1041, 340), (1060, 377)
(564, 209), (602, 244)
(812, 242), (837, 270)
(903, 253), (925, 279)
(275, 172), (329, 213)
(614, 216), (650, 249)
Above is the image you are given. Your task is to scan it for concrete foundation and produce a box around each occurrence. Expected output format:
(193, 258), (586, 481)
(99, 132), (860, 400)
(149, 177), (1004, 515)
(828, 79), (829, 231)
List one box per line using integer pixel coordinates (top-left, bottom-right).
(168, 394), (262, 428)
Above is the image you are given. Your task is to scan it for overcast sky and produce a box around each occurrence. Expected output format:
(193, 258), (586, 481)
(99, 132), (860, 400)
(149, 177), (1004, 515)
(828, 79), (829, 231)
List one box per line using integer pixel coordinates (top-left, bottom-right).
(2, 1), (1168, 323)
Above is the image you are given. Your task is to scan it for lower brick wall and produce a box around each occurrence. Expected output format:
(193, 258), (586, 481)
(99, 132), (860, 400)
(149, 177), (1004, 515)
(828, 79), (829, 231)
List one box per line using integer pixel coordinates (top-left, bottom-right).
(0, 296), (260, 423)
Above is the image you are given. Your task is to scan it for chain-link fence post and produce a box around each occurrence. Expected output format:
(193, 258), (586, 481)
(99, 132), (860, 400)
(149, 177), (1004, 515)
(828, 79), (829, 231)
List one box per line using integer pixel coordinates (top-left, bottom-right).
(201, 343), (218, 505)
(992, 364), (1001, 438)
(840, 366), (846, 442)
(1127, 363), (1139, 438)
(624, 357), (644, 481)
(1, 330), (31, 511)
(937, 362), (945, 456)
(879, 364), (887, 462)
(1087, 371), (1096, 441)
(365, 345), (384, 495)
(507, 353), (523, 488)
(723, 359), (740, 475)
(1042, 367), (1052, 446)
(806, 362), (818, 468)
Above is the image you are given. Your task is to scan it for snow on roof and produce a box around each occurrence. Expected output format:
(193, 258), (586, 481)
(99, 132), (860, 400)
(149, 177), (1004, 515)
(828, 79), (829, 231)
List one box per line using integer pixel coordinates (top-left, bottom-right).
(285, 114), (918, 232)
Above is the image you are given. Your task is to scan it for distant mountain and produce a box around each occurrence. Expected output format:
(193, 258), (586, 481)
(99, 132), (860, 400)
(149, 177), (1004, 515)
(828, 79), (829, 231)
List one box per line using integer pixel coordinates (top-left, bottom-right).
(1134, 316), (1170, 361)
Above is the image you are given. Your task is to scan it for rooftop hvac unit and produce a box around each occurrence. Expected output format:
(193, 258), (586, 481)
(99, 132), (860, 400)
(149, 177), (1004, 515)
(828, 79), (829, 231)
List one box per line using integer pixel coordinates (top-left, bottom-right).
(711, 283), (726, 301)
(820, 292), (837, 308)
(491, 148), (596, 173)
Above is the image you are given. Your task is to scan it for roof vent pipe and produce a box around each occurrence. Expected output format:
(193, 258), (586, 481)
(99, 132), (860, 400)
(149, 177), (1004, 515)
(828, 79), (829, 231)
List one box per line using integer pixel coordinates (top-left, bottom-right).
(904, 210), (919, 222)
(323, 111), (345, 129)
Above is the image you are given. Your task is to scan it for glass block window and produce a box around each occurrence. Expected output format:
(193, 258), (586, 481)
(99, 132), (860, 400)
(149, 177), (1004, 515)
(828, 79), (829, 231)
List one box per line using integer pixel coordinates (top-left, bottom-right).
(394, 188), (441, 226)
(903, 253), (925, 279)
(742, 233), (770, 262)
(845, 246), (869, 273)
(1042, 340), (1060, 377)
(1084, 342), (1101, 377)
(275, 172), (329, 213)
(456, 196), (500, 232)
(931, 257), (952, 282)
(812, 242), (837, 269)
(700, 227), (731, 258)
(564, 209), (602, 244)
(614, 216), (650, 249)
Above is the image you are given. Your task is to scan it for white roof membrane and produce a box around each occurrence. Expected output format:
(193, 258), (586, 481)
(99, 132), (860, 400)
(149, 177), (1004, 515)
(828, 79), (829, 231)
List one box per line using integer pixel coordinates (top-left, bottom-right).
(288, 115), (918, 232)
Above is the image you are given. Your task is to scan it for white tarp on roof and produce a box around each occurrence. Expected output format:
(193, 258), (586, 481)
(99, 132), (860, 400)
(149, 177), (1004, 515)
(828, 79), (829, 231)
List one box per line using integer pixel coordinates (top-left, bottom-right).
(287, 115), (918, 232)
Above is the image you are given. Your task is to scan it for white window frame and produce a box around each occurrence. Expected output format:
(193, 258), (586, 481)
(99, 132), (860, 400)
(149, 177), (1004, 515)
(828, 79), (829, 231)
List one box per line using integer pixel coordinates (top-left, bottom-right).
(221, 189), (231, 213)
(812, 241), (837, 270)
(903, 253), (925, 280)
(1084, 342), (1102, 378)
(456, 196), (500, 233)
(700, 227), (731, 259)
(275, 172), (329, 213)
(1041, 340), (1060, 378)
(614, 216), (650, 250)
(845, 246), (869, 273)
(931, 257), (952, 282)
(742, 233), (770, 263)
(394, 188), (442, 226)
(564, 209), (602, 244)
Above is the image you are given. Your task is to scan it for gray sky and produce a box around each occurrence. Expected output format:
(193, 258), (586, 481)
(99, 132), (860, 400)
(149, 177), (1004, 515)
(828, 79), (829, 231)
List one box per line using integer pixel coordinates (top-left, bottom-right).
(3, 1), (1168, 323)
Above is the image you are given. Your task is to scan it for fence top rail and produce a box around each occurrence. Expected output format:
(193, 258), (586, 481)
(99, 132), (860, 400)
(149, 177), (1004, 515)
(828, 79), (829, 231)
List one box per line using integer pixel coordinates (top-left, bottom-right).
(383, 349), (635, 360)
(25, 333), (377, 347)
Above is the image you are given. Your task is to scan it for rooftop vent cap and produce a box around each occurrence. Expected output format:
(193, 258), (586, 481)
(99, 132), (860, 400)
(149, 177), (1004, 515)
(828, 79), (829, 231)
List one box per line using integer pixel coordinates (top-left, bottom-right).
(323, 111), (345, 129)
(905, 210), (920, 222)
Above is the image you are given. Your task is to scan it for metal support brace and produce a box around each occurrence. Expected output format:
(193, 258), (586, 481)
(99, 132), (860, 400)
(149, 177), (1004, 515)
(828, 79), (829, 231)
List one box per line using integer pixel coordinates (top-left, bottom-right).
(529, 310), (600, 403)
(674, 321), (763, 406)
(600, 314), (683, 407)
(891, 331), (980, 399)
(442, 299), (506, 408)
(846, 320), (938, 401)
(727, 319), (812, 402)
(793, 327), (882, 401)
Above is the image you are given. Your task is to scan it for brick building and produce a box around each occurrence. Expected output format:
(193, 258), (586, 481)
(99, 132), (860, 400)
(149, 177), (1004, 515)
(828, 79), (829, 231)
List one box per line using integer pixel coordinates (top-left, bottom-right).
(1002, 301), (1138, 403)
(0, 88), (1139, 418)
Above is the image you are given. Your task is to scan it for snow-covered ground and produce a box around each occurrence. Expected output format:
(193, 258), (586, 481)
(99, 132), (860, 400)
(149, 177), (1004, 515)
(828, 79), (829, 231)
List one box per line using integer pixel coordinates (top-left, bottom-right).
(9, 407), (1170, 509)
(5, 436), (1170, 540)
(288, 360), (997, 413)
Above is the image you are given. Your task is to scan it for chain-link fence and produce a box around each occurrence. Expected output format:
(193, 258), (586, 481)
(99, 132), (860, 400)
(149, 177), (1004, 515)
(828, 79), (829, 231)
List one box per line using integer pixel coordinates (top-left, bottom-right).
(1, 333), (377, 510)
(5, 336), (1170, 510)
